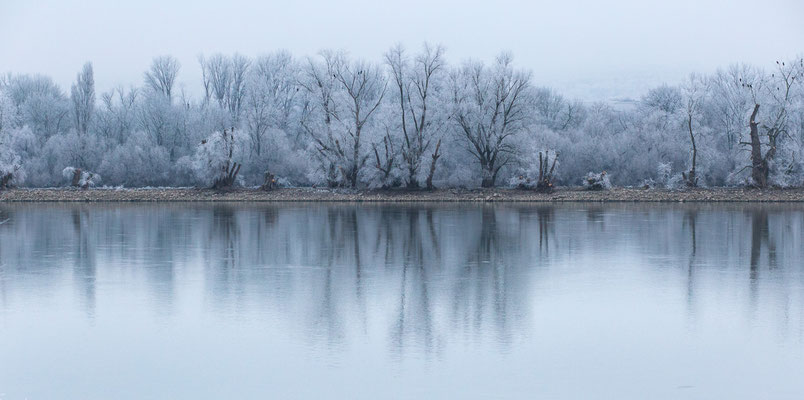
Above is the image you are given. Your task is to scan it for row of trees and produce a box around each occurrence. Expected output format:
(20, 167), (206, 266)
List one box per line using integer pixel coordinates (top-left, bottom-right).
(1, 46), (802, 189)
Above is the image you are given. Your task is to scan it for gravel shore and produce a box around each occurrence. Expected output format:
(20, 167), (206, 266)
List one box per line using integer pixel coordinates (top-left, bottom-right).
(2, 187), (804, 202)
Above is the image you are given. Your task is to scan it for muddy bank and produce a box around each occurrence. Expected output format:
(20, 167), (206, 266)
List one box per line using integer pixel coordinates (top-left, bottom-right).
(2, 187), (804, 202)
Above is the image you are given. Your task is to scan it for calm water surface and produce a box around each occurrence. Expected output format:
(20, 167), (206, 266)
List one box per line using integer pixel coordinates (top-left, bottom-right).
(0, 203), (803, 399)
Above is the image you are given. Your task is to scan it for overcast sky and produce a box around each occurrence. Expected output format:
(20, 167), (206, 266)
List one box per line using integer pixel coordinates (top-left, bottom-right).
(2, 0), (802, 100)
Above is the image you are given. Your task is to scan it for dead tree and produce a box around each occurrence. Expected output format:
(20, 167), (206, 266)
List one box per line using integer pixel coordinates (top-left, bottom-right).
(740, 60), (801, 188)
(260, 171), (277, 191)
(681, 113), (699, 187)
(745, 104), (770, 187)
(681, 76), (703, 187)
(425, 138), (441, 190)
(535, 150), (558, 192)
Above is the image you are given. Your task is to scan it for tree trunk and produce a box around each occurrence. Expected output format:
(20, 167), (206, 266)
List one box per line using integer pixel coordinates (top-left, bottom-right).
(686, 115), (698, 187)
(425, 139), (441, 190)
(260, 171), (276, 191)
(481, 175), (495, 188)
(71, 169), (83, 187)
(535, 151), (558, 192)
(748, 104), (768, 187)
(0, 173), (12, 189)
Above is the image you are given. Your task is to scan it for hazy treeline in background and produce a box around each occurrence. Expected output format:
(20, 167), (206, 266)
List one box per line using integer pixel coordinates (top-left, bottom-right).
(0, 45), (802, 189)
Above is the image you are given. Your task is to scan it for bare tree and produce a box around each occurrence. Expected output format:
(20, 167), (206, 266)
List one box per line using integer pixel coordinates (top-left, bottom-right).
(299, 51), (342, 187)
(228, 54), (251, 125)
(70, 62), (95, 136)
(144, 56), (180, 102)
(243, 52), (300, 182)
(300, 52), (386, 188)
(385, 43), (446, 188)
(200, 54), (231, 108)
(533, 88), (583, 131)
(681, 74), (706, 187)
(199, 53), (250, 126)
(334, 59), (387, 187)
(450, 53), (531, 187)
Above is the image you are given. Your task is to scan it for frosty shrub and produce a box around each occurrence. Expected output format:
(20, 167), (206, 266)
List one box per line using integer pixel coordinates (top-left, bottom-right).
(656, 162), (672, 187)
(661, 174), (684, 190)
(583, 171), (612, 191)
(62, 167), (101, 188)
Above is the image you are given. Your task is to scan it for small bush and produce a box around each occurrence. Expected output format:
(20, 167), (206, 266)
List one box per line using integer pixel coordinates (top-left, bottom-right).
(583, 171), (612, 191)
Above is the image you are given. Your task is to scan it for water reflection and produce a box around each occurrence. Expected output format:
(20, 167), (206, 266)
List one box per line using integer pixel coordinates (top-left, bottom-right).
(1, 203), (803, 399)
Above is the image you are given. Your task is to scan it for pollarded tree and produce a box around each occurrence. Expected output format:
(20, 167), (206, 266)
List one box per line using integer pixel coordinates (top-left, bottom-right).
(450, 53), (531, 187)
(70, 62), (95, 136)
(384, 43), (447, 188)
(144, 56), (180, 102)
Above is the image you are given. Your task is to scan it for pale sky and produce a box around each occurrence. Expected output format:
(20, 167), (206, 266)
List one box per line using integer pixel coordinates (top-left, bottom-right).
(2, 0), (803, 101)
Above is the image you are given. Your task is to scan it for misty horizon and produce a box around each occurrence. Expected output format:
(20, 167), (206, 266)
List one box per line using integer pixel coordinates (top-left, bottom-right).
(3, 0), (803, 102)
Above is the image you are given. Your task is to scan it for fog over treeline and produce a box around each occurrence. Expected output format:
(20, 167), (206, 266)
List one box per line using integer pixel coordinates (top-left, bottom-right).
(0, 45), (802, 189)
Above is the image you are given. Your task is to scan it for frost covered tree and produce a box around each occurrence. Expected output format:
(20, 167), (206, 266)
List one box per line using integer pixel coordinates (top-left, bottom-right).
(191, 128), (243, 188)
(300, 52), (387, 188)
(70, 62), (95, 136)
(740, 59), (803, 187)
(332, 58), (387, 187)
(532, 88), (584, 131)
(450, 53), (531, 187)
(708, 65), (763, 177)
(2, 74), (70, 142)
(241, 51), (302, 183)
(385, 43), (447, 188)
(144, 56), (180, 102)
(96, 87), (139, 144)
(0, 91), (24, 188)
(680, 74), (706, 186)
(199, 53), (250, 126)
(299, 51), (343, 186)
(0, 47), (802, 190)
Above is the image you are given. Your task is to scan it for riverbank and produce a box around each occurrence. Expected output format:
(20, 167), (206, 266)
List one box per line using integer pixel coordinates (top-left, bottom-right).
(2, 187), (804, 202)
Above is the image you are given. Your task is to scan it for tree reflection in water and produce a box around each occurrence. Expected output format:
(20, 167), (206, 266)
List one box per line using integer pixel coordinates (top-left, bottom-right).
(0, 203), (803, 355)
